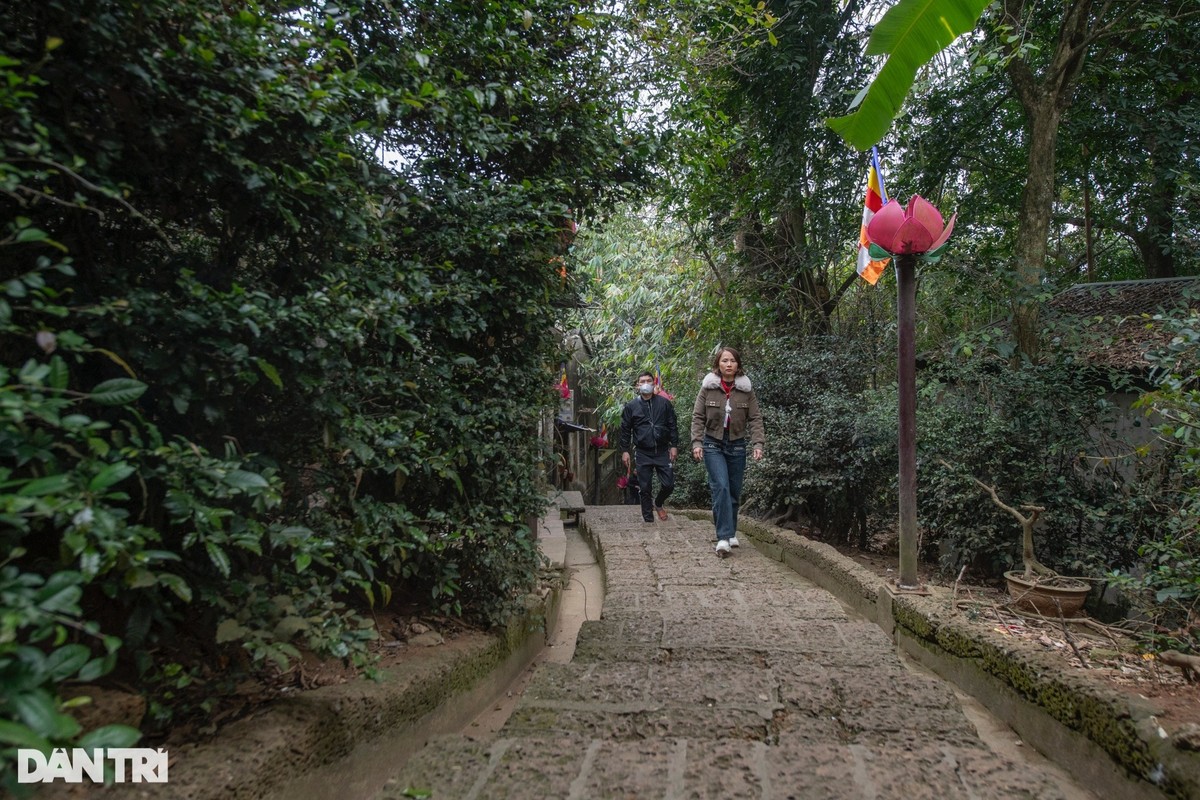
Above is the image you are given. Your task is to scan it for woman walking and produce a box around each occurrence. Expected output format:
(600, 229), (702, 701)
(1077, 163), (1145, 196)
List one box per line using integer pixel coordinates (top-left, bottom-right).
(690, 347), (765, 558)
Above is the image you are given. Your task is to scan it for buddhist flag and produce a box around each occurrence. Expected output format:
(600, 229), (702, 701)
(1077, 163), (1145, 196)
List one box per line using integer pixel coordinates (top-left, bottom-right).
(856, 147), (891, 285)
(653, 366), (674, 401)
(557, 364), (570, 399)
(590, 423), (609, 449)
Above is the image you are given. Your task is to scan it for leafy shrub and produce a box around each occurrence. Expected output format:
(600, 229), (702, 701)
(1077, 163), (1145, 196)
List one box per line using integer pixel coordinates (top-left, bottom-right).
(747, 336), (897, 546)
(915, 351), (1148, 580)
(1, 0), (653, 778)
(743, 327), (1164, 588)
(1108, 310), (1200, 648)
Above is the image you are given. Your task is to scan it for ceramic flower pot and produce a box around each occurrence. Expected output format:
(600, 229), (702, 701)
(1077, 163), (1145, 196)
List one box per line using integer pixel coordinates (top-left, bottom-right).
(1004, 570), (1090, 618)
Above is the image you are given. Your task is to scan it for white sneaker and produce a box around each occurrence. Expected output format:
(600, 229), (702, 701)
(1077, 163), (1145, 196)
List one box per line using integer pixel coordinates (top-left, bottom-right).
(715, 540), (731, 558)
(729, 536), (740, 548)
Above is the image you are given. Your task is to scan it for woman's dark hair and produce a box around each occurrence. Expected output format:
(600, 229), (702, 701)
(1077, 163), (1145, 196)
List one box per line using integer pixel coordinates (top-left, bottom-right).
(711, 347), (744, 376)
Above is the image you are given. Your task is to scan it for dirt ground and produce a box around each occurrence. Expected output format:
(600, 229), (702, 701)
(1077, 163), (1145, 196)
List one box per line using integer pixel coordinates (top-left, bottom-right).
(141, 606), (484, 749)
(826, 541), (1200, 737)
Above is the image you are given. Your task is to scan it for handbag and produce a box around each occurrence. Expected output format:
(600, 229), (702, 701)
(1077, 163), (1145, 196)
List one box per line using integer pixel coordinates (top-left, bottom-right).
(616, 463), (630, 489)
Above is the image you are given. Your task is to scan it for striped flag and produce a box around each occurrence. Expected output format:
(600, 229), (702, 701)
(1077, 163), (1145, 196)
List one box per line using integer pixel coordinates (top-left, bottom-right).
(557, 364), (570, 399)
(653, 367), (674, 401)
(856, 147), (891, 285)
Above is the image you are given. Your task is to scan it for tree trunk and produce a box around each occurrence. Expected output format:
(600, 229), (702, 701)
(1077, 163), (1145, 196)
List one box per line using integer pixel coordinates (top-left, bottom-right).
(1002, 0), (1094, 362)
(1081, 145), (1094, 282)
(1140, 164), (1178, 279)
(1011, 96), (1062, 362)
(780, 205), (834, 334)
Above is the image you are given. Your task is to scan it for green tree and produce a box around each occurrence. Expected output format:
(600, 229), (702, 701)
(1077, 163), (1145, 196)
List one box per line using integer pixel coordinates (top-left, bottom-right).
(566, 208), (766, 423)
(654, 0), (882, 333)
(1, 0), (659, 772)
(1058, 11), (1200, 282)
(948, 0), (1199, 358)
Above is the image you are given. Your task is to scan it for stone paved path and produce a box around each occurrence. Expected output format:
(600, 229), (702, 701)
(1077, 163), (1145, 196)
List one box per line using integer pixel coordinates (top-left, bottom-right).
(379, 505), (1086, 799)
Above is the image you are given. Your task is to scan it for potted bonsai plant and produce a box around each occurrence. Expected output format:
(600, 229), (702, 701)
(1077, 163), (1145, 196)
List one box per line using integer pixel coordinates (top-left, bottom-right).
(942, 460), (1091, 617)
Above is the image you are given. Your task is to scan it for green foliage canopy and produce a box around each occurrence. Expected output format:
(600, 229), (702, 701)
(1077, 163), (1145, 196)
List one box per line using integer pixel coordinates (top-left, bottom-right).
(0, 0), (658, 777)
(828, 0), (993, 150)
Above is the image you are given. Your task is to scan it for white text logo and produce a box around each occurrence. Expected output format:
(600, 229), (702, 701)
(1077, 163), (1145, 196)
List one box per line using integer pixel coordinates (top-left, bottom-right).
(17, 748), (169, 783)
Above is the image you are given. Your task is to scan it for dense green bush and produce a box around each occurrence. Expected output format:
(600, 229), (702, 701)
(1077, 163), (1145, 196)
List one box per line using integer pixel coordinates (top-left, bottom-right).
(746, 337), (897, 546)
(743, 328), (1167, 587)
(914, 341), (1151, 580)
(1109, 310), (1200, 649)
(1, 0), (653, 783)
(667, 409), (712, 511)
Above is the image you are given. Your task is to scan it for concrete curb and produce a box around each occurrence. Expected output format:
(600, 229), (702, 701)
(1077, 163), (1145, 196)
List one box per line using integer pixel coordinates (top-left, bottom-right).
(729, 514), (1200, 800)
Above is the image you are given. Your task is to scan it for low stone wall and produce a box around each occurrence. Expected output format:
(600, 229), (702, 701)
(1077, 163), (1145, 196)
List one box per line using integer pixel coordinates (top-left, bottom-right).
(73, 590), (559, 800)
(735, 515), (1200, 800)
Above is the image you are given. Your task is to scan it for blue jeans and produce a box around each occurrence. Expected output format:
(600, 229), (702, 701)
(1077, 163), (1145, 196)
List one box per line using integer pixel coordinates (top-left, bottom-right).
(703, 435), (747, 541)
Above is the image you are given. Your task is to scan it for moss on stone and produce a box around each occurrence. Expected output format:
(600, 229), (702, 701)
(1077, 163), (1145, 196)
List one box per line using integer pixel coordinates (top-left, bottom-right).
(757, 522), (1200, 797)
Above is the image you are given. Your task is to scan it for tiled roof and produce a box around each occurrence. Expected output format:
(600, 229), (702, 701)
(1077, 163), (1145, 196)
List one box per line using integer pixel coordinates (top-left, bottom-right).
(1046, 277), (1200, 371)
(1050, 277), (1200, 316)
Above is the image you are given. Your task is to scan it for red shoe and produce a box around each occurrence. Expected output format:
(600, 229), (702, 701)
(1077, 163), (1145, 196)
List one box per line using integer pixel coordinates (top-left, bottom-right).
(656, 506), (668, 521)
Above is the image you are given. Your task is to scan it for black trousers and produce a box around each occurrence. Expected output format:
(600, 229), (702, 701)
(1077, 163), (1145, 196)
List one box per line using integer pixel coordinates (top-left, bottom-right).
(634, 448), (674, 521)
(624, 474), (641, 505)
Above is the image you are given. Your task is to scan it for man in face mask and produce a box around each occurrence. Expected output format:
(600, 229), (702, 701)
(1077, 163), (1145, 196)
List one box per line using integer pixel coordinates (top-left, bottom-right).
(618, 370), (678, 522)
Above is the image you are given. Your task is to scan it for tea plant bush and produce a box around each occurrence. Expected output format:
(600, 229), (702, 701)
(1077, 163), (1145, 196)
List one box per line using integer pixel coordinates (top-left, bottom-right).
(748, 336), (897, 547)
(742, 327), (1165, 586)
(914, 351), (1146, 579)
(0, 0), (654, 786)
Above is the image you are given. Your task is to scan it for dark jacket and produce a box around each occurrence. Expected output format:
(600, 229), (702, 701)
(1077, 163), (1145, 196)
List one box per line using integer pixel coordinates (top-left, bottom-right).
(619, 393), (678, 454)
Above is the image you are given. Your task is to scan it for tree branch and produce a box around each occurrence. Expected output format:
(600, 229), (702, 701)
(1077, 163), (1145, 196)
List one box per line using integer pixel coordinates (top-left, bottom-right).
(24, 157), (176, 250)
(687, 220), (727, 295)
(939, 459), (1055, 577)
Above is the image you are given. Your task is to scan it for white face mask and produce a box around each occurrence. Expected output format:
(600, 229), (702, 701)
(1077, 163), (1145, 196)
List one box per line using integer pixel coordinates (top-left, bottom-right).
(639, 382), (654, 395)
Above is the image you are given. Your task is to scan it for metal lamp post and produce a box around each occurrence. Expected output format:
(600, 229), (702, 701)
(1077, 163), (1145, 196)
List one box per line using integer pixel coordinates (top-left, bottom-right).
(865, 196), (956, 591)
(895, 252), (920, 588)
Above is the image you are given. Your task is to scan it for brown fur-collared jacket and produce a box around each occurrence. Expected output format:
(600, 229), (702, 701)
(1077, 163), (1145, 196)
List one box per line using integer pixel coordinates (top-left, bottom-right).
(690, 373), (765, 450)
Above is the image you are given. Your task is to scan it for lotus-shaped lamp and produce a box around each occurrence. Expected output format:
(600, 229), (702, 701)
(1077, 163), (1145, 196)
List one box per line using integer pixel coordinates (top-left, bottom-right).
(866, 195), (956, 264)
